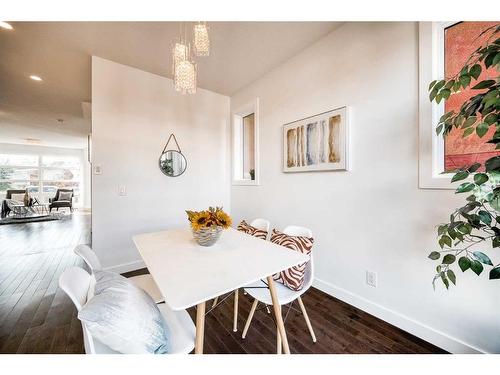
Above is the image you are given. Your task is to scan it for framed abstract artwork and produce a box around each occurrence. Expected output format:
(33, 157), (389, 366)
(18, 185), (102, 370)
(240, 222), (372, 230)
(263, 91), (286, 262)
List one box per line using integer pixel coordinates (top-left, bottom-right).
(283, 106), (349, 172)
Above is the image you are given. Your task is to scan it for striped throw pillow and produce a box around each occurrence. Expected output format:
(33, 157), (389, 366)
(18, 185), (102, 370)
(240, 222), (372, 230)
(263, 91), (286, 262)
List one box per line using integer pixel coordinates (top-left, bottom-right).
(270, 229), (314, 291)
(237, 220), (268, 240)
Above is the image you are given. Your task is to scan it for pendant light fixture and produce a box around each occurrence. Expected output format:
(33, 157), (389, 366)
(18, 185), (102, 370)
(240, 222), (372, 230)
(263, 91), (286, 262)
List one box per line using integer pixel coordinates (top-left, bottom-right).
(171, 22), (210, 95)
(193, 22), (210, 57)
(172, 23), (197, 94)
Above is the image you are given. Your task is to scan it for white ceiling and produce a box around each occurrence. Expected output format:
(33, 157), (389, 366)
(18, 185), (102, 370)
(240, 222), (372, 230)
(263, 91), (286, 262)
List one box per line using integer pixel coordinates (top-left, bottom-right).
(0, 22), (342, 149)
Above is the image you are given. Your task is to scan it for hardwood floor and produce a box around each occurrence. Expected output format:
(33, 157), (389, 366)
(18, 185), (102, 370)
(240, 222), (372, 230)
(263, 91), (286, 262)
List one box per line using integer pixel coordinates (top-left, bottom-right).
(0, 213), (446, 354)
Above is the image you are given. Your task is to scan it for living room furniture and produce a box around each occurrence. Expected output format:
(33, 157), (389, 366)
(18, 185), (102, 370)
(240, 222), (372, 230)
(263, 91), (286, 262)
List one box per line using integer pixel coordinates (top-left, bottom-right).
(242, 225), (316, 353)
(1, 189), (33, 218)
(59, 266), (195, 354)
(132, 227), (309, 354)
(49, 189), (74, 212)
(73, 244), (164, 304)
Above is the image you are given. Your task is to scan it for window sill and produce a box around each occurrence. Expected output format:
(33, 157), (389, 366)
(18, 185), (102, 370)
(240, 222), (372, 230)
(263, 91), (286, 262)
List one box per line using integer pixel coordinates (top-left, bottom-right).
(232, 180), (260, 186)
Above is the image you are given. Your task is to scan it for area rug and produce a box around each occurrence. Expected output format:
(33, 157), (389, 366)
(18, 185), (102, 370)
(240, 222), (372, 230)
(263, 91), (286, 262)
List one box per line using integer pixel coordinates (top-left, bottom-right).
(0, 213), (65, 225)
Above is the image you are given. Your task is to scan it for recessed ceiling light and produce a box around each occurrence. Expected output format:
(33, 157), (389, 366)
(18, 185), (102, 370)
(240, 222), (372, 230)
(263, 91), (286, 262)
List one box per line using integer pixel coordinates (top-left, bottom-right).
(0, 22), (13, 30)
(30, 75), (42, 81)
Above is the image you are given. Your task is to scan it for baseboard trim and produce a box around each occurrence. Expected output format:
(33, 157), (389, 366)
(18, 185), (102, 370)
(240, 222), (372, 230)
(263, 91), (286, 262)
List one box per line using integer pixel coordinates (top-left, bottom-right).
(103, 259), (146, 274)
(313, 277), (486, 354)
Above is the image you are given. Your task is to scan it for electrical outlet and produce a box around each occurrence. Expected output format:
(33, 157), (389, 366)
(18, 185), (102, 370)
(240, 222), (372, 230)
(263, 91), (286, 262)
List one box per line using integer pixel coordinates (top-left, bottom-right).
(93, 164), (102, 175)
(366, 271), (377, 287)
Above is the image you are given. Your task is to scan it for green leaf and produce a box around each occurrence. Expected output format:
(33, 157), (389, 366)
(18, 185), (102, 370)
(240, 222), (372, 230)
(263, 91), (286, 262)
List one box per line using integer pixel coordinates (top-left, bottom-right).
(463, 116), (477, 128)
(428, 80), (437, 91)
(434, 80), (446, 91)
(440, 272), (449, 289)
(440, 89), (451, 100)
(489, 267), (500, 280)
(485, 156), (500, 172)
(457, 223), (472, 234)
(429, 88), (438, 101)
(473, 251), (493, 266)
(455, 182), (475, 193)
(435, 124), (443, 135)
(468, 163), (481, 173)
(478, 210), (492, 226)
(428, 251), (440, 260)
(493, 236), (500, 248)
(476, 122), (489, 138)
(447, 269), (456, 285)
(451, 171), (469, 183)
(484, 113), (497, 125)
(435, 93), (443, 104)
(493, 52), (500, 66)
(470, 260), (484, 276)
(463, 127), (475, 137)
(437, 224), (448, 235)
(458, 257), (471, 272)
(442, 254), (456, 264)
(472, 80), (495, 89)
(474, 173), (489, 185)
(459, 74), (471, 88)
(469, 64), (482, 79)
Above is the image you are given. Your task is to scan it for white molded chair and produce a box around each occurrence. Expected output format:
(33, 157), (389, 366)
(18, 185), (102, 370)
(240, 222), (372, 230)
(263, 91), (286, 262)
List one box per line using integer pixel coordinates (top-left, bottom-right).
(74, 244), (164, 304)
(59, 266), (195, 354)
(211, 218), (271, 332)
(242, 225), (316, 353)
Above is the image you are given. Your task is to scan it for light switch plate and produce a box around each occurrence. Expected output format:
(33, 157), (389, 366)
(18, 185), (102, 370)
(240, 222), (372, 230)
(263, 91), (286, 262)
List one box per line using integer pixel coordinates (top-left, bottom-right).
(93, 164), (102, 175)
(118, 185), (127, 196)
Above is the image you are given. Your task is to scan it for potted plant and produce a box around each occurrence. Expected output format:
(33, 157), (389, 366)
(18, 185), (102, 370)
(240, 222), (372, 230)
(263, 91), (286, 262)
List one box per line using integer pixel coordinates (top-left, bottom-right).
(427, 23), (500, 288)
(186, 206), (232, 246)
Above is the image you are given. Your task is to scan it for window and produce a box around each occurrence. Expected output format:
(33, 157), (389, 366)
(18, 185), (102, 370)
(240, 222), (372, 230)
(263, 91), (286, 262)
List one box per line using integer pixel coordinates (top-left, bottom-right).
(232, 99), (259, 185)
(0, 153), (82, 206)
(418, 22), (499, 189)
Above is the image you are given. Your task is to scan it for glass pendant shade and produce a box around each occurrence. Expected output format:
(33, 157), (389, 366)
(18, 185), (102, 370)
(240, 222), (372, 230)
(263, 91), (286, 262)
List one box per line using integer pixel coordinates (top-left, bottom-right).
(174, 59), (197, 94)
(172, 42), (188, 74)
(193, 23), (210, 57)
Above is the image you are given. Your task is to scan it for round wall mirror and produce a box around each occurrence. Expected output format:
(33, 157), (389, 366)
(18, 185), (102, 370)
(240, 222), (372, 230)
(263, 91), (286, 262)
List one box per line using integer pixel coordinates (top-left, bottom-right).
(159, 150), (187, 177)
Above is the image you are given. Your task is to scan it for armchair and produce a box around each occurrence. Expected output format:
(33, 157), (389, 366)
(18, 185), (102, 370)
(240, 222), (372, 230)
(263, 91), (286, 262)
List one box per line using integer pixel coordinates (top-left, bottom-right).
(49, 189), (74, 213)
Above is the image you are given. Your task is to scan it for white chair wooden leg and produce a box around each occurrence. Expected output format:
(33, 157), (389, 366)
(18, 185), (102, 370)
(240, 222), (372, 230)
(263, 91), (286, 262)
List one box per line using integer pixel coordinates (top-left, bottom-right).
(233, 289), (239, 332)
(277, 327), (282, 354)
(242, 299), (258, 339)
(212, 296), (219, 309)
(297, 296), (316, 343)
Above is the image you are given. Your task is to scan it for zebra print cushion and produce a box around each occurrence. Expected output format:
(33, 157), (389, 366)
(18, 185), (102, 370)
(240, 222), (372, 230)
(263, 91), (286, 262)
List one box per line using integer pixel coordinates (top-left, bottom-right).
(270, 229), (314, 291)
(237, 220), (268, 240)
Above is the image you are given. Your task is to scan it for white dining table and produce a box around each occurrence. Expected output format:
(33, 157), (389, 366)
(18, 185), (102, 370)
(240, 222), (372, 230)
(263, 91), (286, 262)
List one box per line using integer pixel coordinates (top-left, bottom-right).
(132, 227), (309, 354)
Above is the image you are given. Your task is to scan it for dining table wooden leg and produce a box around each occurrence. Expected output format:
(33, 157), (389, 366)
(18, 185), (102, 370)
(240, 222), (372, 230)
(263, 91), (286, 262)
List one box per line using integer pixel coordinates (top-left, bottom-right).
(266, 276), (290, 354)
(233, 289), (239, 332)
(195, 301), (206, 354)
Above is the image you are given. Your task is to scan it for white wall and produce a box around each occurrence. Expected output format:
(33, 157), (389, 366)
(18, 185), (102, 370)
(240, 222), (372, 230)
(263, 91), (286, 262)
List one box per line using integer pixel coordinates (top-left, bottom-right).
(91, 57), (230, 273)
(230, 22), (500, 353)
(0, 142), (91, 208)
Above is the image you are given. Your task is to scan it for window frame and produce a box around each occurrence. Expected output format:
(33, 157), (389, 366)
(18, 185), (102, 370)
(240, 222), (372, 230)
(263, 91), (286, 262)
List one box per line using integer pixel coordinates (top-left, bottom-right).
(232, 98), (260, 186)
(418, 21), (471, 190)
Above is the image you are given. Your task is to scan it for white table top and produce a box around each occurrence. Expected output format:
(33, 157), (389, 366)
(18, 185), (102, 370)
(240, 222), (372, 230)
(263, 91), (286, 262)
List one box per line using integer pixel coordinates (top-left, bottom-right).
(133, 227), (309, 310)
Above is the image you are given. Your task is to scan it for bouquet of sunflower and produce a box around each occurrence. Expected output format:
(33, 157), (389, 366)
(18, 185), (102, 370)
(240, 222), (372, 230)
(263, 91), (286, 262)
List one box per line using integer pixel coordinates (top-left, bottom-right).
(186, 206), (232, 231)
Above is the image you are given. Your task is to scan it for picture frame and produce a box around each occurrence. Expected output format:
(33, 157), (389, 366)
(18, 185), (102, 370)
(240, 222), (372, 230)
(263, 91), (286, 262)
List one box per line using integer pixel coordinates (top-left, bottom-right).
(283, 106), (349, 172)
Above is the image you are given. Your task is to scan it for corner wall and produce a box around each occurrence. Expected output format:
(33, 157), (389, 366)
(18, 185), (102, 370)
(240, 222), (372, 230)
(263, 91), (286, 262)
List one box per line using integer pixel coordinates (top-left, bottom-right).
(229, 22), (500, 353)
(91, 56), (230, 272)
